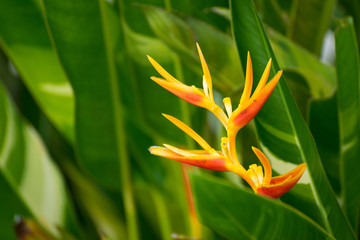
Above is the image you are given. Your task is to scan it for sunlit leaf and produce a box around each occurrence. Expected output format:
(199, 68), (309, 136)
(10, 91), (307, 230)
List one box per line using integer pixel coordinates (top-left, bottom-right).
(0, 0), (74, 142)
(0, 83), (76, 239)
(64, 164), (126, 240)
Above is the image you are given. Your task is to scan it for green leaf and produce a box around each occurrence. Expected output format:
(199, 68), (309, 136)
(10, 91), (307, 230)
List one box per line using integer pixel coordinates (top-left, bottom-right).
(308, 96), (340, 194)
(0, 0), (74, 142)
(64, 164), (126, 240)
(41, 0), (125, 188)
(262, 0), (287, 34)
(190, 173), (333, 240)
(338, 0), (360, 50)
(230, 0), (356, 239)
(335, 17), (360, 232)
(40, 1), (140, 238)
(0, 82), (75, 239)
(287, 0), (335, 56)
(268, 29), (336, 100)
(125, 26), (173, 66)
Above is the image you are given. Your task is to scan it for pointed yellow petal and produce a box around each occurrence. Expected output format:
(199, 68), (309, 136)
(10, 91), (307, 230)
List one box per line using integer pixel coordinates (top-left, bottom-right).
(163, 144), (198, 157)
(148, 55), (182, 84)
(151, 76), (211, 108)
(252, 147), (272, 185)
(251, 70), (282, 101)
(185, 149), (222, 155)
(223, 97), (232, 117)
(253, 58), (272, 96)
(239, 52), (253, 105)
(149, 146), (180, 157)
(196, 43), (213, 101)
(149, 146), (229, 171)
(247, 167), (260, 187)
(255, 165), (264, 184)
(162, 114), (213, 152)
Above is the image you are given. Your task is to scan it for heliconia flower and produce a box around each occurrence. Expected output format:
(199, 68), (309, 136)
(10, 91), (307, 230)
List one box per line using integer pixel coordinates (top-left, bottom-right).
(148, 43), (306, 198)
(240, 147), (307, 198)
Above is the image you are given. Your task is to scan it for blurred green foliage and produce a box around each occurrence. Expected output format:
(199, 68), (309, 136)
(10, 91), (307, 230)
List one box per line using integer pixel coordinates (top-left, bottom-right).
(0, 0), (360, 239)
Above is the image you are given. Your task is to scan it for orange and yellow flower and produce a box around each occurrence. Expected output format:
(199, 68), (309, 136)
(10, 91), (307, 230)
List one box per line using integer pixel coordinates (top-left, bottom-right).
(148, 43), (306, 198)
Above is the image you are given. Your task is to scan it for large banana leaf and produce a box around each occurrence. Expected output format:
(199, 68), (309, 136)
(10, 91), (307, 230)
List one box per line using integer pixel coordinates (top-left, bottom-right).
(335, 17), (360, 233)
(0, 82), (76, 239)
(41, 0), (126, 188)
(39, 1), (188, 238)
(230, 0), (355, 239)
(190, 173), (333, 240)
(0, 0), (74, 142)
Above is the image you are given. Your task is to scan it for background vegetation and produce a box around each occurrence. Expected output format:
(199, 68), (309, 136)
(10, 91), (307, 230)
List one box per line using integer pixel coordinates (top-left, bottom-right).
(0, 0), (360, 239)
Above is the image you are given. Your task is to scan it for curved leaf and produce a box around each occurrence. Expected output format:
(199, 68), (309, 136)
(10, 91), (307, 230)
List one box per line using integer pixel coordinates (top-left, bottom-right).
(40, 1), (140, 238)
(41, 0), (125, 188)
(0, 0), (74, 142)
(335, 17), (360, 232)
(230, 0), (355, 239)
(0, 82), (75, 239)
(190, 173), (333, 240)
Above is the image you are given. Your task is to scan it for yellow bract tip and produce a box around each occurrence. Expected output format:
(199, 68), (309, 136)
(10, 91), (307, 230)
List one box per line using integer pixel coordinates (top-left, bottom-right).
(148, 56), (181, 84)
(196, 43), (213, 102)
(253, 58), (272, 96)
(239, 52), (253, 105)
(223, 97), (232, 117)
(252, 147), (272, 185)
(162, 114), (213, 152)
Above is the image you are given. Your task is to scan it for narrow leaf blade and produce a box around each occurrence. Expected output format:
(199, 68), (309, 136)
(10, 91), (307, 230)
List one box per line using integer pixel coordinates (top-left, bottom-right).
(335, 17), (360, 232)
(230, 0), (356, 238)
